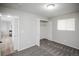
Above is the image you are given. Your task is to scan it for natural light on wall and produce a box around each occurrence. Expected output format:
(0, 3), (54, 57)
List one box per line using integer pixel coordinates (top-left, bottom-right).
(57, 18), (75, 31)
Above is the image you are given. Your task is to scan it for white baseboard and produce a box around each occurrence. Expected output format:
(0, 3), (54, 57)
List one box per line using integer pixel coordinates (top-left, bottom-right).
(18, 44), (36, 51)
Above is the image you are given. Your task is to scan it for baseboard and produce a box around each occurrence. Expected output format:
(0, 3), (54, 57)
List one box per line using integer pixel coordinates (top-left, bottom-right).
(48, 39), (79, 50)
(18, 44), (36, 51)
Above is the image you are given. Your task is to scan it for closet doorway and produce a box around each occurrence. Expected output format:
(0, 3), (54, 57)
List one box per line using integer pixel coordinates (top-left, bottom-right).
(40, 20), (49, 40)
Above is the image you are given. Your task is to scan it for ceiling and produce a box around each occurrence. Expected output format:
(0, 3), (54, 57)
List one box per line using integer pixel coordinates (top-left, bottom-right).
(0, 3), (79, 18)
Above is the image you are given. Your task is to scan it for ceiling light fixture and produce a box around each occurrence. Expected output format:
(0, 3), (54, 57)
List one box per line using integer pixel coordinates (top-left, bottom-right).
(45, 4), (55, 10)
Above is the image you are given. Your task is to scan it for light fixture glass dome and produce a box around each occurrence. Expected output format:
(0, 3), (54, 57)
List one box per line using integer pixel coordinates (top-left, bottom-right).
(44, 4), (55, 10)
(47, 4), (55, 9)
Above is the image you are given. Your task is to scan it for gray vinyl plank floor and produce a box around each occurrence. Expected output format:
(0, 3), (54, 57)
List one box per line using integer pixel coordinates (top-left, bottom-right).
(9, 39), (79, 56)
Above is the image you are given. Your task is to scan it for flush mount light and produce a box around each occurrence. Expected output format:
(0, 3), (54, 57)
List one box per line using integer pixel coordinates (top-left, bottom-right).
(45, 4), (55, 10)
(47, 4), (55, 9)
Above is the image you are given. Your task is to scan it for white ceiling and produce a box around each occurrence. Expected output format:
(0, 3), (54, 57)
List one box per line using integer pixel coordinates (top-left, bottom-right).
(0, 3), (79, 18)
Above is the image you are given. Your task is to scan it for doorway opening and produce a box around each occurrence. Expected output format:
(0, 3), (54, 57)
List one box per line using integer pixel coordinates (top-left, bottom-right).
(40, 20), (49, 41)
(0, 14), (19, 56)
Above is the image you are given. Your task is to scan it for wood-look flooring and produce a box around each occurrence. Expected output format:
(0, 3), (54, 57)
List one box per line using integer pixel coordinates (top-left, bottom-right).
(9, 39), (79, 56)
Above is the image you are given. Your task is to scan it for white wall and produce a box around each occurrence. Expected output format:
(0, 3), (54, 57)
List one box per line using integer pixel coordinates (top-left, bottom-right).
(18, 13), (40, 51)
(0, 7), (41, 51)
(0, 19), (1, 41)
(49, 12), (79, 49)
(40, 21), (49, 39)
(0, 19), (1, 56)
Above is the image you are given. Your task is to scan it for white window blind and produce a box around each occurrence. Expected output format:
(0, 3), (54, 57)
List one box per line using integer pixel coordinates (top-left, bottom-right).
(57, 18), (75, 31)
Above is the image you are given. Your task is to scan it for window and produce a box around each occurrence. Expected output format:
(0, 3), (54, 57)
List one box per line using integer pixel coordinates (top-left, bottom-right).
(57, 18), (75, 31)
